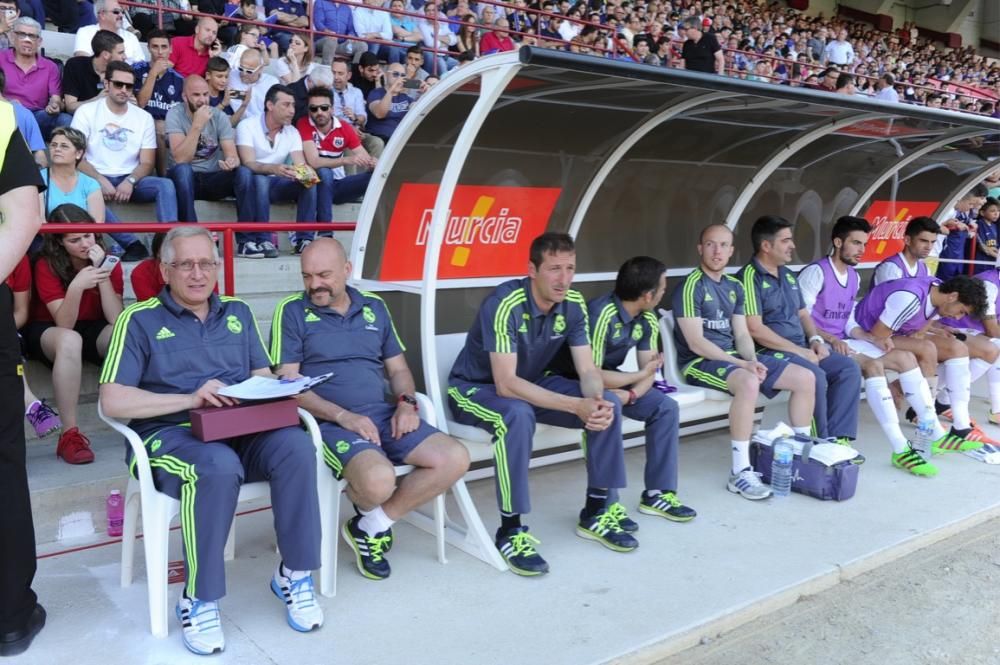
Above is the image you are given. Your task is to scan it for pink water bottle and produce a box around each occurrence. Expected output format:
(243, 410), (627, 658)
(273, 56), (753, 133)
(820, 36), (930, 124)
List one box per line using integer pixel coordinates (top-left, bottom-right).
(107, 490), (124, 537)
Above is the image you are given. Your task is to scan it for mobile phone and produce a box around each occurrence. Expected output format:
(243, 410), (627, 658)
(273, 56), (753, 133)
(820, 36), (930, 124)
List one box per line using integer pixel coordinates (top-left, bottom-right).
(99, 255), (121, 271)
(230, 89), (246, 99)
(403, 78), (422, 89)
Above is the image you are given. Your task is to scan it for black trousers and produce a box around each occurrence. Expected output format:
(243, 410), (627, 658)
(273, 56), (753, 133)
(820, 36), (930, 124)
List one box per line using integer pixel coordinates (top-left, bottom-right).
(0, 370), (37, 633)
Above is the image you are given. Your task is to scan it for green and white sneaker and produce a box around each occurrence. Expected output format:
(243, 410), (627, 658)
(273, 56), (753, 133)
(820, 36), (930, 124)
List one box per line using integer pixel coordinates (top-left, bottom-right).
(891, 446), (938, 477)
(638, 491), (697, 522)
(495, 526), (549, 576)
(606, 502), (639, 533)
(576, 508), (638, 552)
(931, 430), (984, 455)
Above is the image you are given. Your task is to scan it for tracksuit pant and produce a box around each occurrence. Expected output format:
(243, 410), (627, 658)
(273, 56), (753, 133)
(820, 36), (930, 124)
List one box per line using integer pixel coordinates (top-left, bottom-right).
(447, 374), (626, 515)
(761, 349), (861, 439)
(129, 424), (320, 601)
(608, 389), (681, 504)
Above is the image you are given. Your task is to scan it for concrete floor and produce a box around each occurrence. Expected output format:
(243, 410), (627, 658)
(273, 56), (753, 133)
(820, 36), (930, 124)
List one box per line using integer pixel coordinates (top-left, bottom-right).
(16, 408), (1000, 665)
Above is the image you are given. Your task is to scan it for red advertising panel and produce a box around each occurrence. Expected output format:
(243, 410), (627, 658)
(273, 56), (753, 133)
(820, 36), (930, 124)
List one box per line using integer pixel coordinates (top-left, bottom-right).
(379, 184), (562, 281)
(861, 200), (940, 263)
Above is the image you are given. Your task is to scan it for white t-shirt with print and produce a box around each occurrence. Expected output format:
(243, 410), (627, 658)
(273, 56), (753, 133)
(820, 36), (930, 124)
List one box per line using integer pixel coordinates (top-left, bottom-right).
(71, 98), (157, 177)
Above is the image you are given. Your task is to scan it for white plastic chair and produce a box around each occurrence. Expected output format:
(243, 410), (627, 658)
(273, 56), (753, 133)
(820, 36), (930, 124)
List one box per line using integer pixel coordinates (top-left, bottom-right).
(99, 402), (337, 638)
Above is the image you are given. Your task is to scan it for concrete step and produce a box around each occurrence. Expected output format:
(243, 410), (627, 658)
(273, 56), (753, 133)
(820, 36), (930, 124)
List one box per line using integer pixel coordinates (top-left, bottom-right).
(107, 200), (361, 224)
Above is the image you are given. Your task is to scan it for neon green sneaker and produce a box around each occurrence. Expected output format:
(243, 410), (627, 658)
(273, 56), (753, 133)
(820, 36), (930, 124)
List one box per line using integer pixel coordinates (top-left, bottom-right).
(891, 447), (939, 477)
(931, 430), (985, 455)
(638, 491), (697, 522)
(576, 508), (638, 552)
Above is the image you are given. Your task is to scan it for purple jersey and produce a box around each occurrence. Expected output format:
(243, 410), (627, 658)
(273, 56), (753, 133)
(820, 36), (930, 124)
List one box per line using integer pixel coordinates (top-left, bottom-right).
(806, 257), (859, 338)
(870, 252), (929, 289)
(939, 269), (1000, 332)
(854, 276), (940, 335)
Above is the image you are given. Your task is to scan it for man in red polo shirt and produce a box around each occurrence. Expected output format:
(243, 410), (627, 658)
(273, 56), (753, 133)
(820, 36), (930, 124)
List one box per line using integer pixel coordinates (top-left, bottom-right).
(170, 17), (218, 77)
(296, 85), (374, 244)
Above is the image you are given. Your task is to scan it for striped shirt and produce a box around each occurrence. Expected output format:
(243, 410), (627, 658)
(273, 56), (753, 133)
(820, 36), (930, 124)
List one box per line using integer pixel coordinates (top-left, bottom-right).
(671, 269), (745, 367)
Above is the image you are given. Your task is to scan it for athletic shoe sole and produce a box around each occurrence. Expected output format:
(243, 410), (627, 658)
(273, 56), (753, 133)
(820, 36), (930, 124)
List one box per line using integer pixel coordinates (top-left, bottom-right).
(725, 483), (772, 500)
(574, 526), (638, 552)
(637, 504), (696, 522)
(175, 604), (224, 655)
(269, 578), (321, 633)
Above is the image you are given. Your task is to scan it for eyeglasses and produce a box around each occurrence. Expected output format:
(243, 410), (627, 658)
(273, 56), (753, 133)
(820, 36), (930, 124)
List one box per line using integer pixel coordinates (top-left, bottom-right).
(308, 104), (331, 112)
(238, 65), (262, 75)
(169, 260), (220, 273)
(388, 72), (403, 78)
(13, 30), (39, 40)
(101, 8), (123, 14)
(109, 80), (134, 90)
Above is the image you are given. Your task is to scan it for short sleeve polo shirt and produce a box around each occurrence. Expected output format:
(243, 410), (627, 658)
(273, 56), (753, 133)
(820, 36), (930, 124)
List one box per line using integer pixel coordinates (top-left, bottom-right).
(738, 258), (807, 347)
(671, 269), (745, 366)
(449, 277), (591, 385)
(269, 286), (405, 411)
(588, 293), (659, 370)
(99, 289), (272, 435)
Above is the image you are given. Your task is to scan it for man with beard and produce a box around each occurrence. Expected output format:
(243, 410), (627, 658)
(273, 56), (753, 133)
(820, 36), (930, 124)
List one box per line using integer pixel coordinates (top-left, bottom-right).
(799, 216), (943, 475)
(271, 238), (469, 581)
(165, 75), (255, 225)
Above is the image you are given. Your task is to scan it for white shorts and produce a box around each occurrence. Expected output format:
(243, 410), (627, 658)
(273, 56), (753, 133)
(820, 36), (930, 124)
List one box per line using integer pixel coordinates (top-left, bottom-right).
(843, 339), (887, 358)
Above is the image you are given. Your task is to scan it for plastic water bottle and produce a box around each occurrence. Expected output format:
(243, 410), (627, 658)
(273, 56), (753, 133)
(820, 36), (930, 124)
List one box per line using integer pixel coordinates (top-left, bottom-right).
(770, 440), (794, 498)
(913, 416), (935, 454)
(107, 490), (124, 537)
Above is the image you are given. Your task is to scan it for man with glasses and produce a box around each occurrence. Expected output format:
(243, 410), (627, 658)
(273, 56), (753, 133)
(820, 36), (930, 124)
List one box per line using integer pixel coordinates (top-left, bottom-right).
(99, 225), (324, 655)
(73, 0), (146, 64)
(236, 83), (316, 257)
(297, 86), (374, 244)
(365, 63), (412, 145)
(331, 59), (383, 160)
(171, 17), (219, 77)
(228, 48), (279, 120)
(0, 17), (71, 141)
(63, 30), (126, 114)
(167, 75), (255, 227)
(71, 61), (179, 231)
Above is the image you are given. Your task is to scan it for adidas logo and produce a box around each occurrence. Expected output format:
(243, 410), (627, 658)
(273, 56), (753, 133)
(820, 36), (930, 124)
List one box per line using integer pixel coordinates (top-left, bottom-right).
(704, 293), (713, 302)
(305, 311), (321, 322)
(155, 327), (175, 340)
(762, 282), (772, 289)
(518, 322), (528, 333)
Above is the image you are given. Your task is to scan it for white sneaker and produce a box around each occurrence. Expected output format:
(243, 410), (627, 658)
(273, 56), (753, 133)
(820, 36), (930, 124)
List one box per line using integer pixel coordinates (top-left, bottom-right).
(238, 241), (264, 259)
(176, 594), (225, 655)
(259, 240), (279, 258)
(726, 467), (773, 500)
(270, 564), (324, 632)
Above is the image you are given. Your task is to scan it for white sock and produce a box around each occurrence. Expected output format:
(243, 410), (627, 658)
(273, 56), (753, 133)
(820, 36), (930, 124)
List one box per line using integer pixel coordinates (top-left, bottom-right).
(792, 426), (811, 437)
(898, 368), (946, 439)
(731, 440), (750, 474)
(943, 357), (972, 430)
(971, 357), (992, 382)
(865, 377), (909, 454)
(989, 364), (1000, 414)
(357, 506), (394, 536)
(280, 562), (309, 581)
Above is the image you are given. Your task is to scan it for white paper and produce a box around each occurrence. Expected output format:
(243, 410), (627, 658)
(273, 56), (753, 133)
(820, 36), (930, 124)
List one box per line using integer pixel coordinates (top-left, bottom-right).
(217, 373), (333, 400)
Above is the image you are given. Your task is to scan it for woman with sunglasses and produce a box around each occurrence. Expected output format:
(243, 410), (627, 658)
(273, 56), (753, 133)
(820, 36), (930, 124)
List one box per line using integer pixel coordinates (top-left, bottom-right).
(24, 204), (124, 464)
(274, 33), (317, 85)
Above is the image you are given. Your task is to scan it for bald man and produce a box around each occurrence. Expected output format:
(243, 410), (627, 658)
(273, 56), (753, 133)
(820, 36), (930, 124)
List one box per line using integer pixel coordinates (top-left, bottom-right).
(165, 75), (256, 225)
(227, 48), (280, 120)
(270, 239), (470, 581)
(171, 17), (219, 77)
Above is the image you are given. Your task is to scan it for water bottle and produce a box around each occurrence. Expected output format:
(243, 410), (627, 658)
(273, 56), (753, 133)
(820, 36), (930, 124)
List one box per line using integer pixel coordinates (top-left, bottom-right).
(107, 490), (124, 537)
(913, 416), (935, 454)
(770, 440), (794, 498)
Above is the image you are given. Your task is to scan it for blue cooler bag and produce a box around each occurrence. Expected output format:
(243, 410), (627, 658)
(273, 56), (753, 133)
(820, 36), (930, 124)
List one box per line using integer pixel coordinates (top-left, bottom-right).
(750, 435), (860, 501)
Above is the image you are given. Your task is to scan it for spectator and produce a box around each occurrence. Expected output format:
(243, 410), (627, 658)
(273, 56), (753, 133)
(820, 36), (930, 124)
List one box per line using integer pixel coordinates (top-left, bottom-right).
(354, 0), (402, 64)
(330, 59), (383, 160)
(205, 55), (249, 128)
(822, 28), (855, 67)
(0, 0), (20, 50)
(227, 48), (279, 119)
(352, 51), (382, 100)
(874, 73), (899, 103)
(313, 0), (357, 65)
(0, 68), (45, 167)
(40, 127), (107, 227)
(389, 0), (422, 50)
(129, 232), (166, 301)
(72, 61), (178, 246)
(166, 75), (255, 225)
(481, 18), (516, 55)
(297, 86), (374, 237)
(366, 62), (413, 145)
(264, 0), (308, 54)
(817, 67), (840, 92)
(43, 0), (96, 33)
(680, 16), (723, 75)
(288, 62), (332, 122)
(227, 22), (275, 69)
(130, 0), (193, 39)
(26, 204), (124, 464)
(806, 27), (826, 61)
(835, 73), (855, 95)
(455, 14), (479, 58)
(171, 16), (219, 77)
(73, 0), (145, 64)
(7, 254), (63, 440)
(235, 83), (316, 257)
(62, 30), (126, 114)
(134, 29), (185, 175)
(633, 35), (659, 66)
(274, 33), (317, 85)
(507, 0), (534, 34)
(973, 197), (1000, 271)
(220, 0), (271, 47)
(402, 45), (429, 88)
(0, 18), (70, 140)
(419, 3), (458, 74)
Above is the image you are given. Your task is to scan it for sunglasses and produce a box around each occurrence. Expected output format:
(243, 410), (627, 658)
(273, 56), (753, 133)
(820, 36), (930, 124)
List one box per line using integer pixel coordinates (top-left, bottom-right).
(109, 79), (134, 90)
(102, 8), (123, 14)
(238, 65), (262, 75)
(308, 104), (331, 112)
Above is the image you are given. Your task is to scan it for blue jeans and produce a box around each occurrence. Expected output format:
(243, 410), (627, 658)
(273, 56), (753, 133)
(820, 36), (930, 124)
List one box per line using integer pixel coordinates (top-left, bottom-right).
(422, 50), (457, 75)
(104, 173), (178, 223)
(32, 110), (72, 142)
(168, 164), (255, 223)
(315, 169), (370, 227)
(252, 175), (316, 245)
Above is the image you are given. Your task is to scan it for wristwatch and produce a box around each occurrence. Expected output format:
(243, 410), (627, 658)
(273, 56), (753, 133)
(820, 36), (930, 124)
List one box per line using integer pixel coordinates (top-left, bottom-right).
(398, 394), (418, 410)
(126, 176), (137, 185)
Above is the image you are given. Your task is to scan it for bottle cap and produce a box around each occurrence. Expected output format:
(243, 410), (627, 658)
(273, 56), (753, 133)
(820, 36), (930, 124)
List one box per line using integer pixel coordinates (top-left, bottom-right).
(110, 489), (121, 496)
